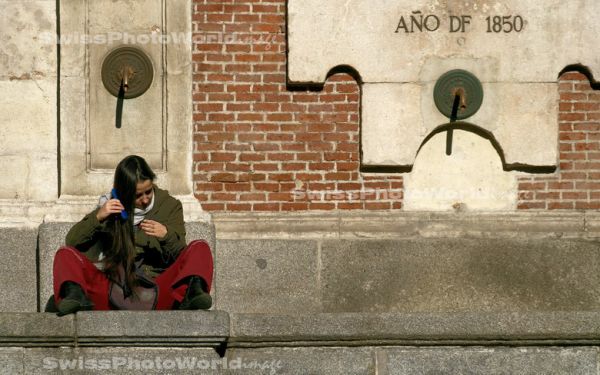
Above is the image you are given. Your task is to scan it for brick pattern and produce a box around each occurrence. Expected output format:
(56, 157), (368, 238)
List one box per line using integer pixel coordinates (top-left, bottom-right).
(518, 72), (600, 210)
(192, 0), (402, 212)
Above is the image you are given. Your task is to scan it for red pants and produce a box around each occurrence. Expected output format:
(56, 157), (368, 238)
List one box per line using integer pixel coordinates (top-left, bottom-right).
(53, 240), (213, 310)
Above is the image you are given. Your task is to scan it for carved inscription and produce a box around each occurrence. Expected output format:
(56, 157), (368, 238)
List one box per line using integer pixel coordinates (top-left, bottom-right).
(395, 11), (525, 33)
(486, 15), (524, 33)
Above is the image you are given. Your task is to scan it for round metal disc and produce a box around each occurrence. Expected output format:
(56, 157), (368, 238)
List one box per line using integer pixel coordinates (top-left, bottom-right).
(433, 69), (483, 120)
(101, 46), (154, 99)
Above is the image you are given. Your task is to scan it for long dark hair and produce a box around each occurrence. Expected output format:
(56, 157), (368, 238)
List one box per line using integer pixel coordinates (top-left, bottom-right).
(103, 155), (156, 297)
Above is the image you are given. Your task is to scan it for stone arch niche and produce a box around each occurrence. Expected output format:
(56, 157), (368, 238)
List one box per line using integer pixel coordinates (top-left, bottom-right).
(403, 124), (517, 211)
(59, 0), (202, 217)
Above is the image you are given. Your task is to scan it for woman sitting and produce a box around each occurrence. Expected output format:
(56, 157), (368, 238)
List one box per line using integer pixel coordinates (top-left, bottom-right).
(48, 155), (213, 315)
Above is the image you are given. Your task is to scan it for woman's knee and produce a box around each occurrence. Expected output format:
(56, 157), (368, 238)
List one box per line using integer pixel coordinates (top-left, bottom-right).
(54, 246), (92, 269)
(185, 240), (212, 256)
(55, 246), (82, 260)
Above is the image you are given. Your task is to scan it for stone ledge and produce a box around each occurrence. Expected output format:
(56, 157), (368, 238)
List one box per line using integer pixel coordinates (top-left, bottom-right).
(228, 312), (600, 348)
(0, 311), (229, 348)
(212, 211), (599, 240)
(76, 311), (229, 347)
(5, 311), (600, 349)
(0, 196), (211, 228)
(226, 346), (598, 375)
(0, 313), (74, 347)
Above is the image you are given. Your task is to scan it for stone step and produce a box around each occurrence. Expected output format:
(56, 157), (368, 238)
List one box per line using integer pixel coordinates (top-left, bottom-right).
(228, 311), (600, 347)
(0, 311), (228, 348)
(5, 311), (600, 348)
(3, 345), (598, 374)
(2, 311), (600, 374)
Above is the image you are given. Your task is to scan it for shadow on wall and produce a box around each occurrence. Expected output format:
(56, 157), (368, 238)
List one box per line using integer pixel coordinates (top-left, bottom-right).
(559, 64), (600, 90)
(418, 122), (557, 174)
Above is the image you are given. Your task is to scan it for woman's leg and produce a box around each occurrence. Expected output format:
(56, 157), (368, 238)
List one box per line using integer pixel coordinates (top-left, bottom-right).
(153, 240), (214, 310)
(53, 246), (111, 310)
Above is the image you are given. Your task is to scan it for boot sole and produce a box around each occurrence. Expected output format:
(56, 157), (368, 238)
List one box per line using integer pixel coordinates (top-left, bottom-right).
(179, 294), (212, 310)
(57, 298), (94, 317)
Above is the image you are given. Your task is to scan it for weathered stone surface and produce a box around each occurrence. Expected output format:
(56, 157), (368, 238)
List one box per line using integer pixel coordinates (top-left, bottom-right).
(361, 83), (422, 166)
(579, 212), (600, 239)
(0, 348), (24, 375)
(87, 0), (162, 32)
(2, 311), (600, 374)
(224, 347), (374, 375)
(76, 311), (228, 347)
(3, 345), (600, 374)
(214, 240), (320, 313)
(380, 347), (598, 375)
(0, 313), (74, 346)
(0, 79), (57, 201)
(186, 221), (216, 255)
(214, 213), (600, 313)
(321, 238), (600, 312)
(24, 347), (222, 375)
(0, 228), (38, 312)
(213, 211), (591, 240)
(0, 311), (227, 347)
(0, 1), (56, 78)
(214, 213), (340, 240)
(0, 0), (57, 202)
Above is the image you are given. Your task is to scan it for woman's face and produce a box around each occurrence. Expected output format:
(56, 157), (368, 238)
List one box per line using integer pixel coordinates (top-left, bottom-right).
(135, 179), (154, 209)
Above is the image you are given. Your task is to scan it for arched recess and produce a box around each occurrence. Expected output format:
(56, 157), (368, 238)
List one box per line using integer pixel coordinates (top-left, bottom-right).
(559, 64), (600, 90)
(403, 123), (519, 211)
(286, 64), (363, 91)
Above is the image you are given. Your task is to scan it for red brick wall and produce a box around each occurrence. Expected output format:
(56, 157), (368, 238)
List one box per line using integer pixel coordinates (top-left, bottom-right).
(192, 1), (599, 212)
(518, 72), (600, 210)
(192, 0), (402, 212)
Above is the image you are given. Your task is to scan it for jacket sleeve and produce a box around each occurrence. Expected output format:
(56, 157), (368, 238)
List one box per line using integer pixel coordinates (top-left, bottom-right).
(157, 199), (187, 260)
(65, 208), (104, 250)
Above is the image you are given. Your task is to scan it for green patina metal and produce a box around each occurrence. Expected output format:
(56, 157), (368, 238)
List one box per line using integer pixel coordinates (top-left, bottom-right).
(101, 46), (154, 99)
(434, 69), (483, 120)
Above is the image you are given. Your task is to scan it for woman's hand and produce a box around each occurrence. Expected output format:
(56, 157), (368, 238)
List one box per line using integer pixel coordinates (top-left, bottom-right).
(96, 199), (125, 222)
(139, 220), (168, 239)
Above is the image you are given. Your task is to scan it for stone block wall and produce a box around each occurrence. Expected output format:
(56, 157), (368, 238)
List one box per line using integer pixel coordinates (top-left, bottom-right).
(191, 1), (600, 213)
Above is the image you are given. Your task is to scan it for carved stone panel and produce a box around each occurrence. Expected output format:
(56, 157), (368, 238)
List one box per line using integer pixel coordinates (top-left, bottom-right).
(60, 0), (192, 196)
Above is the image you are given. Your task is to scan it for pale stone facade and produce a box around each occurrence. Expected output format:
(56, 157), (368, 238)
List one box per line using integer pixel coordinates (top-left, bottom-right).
(0, 0), (206, 226)
(0, 1), (57, 203)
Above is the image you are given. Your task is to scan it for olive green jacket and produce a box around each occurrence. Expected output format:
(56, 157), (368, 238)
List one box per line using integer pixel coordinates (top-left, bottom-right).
(65, 187), (187, 277)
